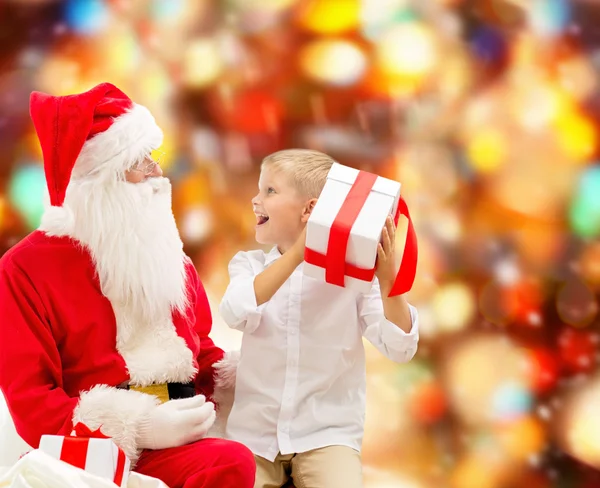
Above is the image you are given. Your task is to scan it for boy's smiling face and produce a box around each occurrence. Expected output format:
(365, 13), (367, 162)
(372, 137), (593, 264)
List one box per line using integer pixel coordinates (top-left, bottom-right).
(252, 166), (308, 252)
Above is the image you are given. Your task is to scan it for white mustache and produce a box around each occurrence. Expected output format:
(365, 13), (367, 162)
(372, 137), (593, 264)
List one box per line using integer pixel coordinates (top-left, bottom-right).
(135, 176), (171, 196)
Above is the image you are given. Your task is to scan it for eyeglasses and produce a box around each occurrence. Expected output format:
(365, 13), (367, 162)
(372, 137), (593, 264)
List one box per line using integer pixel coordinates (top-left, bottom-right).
(131, 151), (165, 176)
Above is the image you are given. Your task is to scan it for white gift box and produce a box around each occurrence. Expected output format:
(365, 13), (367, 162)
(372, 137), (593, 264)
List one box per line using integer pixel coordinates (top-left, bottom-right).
(304, 162), (401, 293)
(39, 433), (130, 487)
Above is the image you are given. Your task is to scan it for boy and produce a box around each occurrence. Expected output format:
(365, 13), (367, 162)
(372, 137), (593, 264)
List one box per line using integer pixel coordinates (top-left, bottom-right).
(219, 149), (418, 488)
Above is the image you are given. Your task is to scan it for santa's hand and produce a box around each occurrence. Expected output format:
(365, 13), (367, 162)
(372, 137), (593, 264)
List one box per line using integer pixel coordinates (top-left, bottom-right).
(137, 395), (216, 450)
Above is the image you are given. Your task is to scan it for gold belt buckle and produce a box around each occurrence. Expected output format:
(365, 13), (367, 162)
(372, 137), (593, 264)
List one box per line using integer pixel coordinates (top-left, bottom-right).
(129, 383), (170, 404)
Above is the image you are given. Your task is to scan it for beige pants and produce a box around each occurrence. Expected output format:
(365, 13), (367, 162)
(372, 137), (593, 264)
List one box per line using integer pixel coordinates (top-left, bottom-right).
(254, 446), (363, 488)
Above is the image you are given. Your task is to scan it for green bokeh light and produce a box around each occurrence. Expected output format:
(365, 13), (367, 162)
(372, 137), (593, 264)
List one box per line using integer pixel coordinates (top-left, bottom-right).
(569, 166), (600, 239)
(9, 164), (47, 230)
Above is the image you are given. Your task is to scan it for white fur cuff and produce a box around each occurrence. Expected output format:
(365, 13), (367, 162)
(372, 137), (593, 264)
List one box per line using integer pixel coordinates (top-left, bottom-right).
(209, 351), (240, 439)
(213, 350), (240, 391)
(72, 385), (160, 464)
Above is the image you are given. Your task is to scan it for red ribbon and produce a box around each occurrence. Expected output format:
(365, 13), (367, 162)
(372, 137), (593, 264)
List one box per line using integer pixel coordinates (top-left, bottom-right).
(392, 197), (418, 296)
(325, 171), (378, 287)
(60, 423), (127, 486)
(74, 423), (109, 439)
(304, 170), (418, 297)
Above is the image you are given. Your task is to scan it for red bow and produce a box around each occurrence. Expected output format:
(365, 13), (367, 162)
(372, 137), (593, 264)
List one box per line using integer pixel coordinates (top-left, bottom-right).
(73, 423), (109, 439)
(67, 423), (127, 486)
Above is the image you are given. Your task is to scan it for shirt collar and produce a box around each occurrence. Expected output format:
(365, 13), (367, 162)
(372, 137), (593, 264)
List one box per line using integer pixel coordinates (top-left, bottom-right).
(264, 246), (282, 266)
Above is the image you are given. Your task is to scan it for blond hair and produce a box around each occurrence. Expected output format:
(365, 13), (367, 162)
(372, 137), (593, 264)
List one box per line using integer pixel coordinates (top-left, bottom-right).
(262, 149), (335, 199)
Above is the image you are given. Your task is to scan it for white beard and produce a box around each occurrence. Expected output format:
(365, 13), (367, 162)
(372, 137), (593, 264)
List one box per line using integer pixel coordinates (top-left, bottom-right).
(64, 176), (188, 322)
(63, 177), (197, 385)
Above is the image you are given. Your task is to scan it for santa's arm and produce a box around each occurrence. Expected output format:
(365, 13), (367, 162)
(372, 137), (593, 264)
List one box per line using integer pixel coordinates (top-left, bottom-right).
(0, 261), (158, 463)
(186, 263), (240, 438)
(0, 263), (78, 444)
(187, 263), (225, 400)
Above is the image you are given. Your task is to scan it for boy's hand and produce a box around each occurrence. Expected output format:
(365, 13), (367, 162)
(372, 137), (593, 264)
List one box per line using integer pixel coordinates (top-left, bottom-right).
(376, 215), (413, 333)
(375, 216), (398, 290)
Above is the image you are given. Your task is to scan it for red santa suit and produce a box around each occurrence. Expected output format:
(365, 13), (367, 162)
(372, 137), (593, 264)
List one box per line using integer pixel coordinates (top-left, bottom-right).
(0, 83), (253, 487)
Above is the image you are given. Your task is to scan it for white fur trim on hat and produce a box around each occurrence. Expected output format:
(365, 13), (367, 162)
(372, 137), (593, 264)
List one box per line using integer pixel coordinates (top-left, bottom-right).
(38, 205), (75, 237)
(72, 103), (163, 181)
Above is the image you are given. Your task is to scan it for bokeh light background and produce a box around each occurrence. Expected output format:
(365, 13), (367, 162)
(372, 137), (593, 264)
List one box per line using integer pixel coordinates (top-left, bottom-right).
(1, 0), (600, 486)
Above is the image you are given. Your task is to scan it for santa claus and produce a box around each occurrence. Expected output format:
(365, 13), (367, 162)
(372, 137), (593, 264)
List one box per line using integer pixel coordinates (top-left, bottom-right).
(0, 83), (252, 487)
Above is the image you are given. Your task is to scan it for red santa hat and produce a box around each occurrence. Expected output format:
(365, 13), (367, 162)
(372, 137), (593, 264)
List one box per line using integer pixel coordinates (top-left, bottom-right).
(30, 82), (163, 235)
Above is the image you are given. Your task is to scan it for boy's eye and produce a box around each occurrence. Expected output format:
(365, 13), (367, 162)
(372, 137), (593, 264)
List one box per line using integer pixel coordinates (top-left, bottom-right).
(267, 187), (275, 194)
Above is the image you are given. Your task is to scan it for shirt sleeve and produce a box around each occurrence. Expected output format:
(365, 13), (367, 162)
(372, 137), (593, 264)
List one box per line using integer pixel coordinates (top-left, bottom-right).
(0, 260), (77, 448)
(358, 279), (419, 363)
(218, 251), (267, 333)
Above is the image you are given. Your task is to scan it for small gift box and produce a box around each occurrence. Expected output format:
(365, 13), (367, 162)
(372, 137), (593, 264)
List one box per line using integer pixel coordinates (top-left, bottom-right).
(38, 423), (130, 487)
(304, 162), (417, 295)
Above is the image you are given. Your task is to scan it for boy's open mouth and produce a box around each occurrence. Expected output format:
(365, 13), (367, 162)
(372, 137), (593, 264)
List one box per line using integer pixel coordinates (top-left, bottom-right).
(256, 214), (269, 225)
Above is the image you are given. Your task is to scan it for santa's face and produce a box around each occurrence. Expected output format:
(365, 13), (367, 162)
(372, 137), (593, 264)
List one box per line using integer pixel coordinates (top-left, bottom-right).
(63, 174), (188, 322)
(124, 155), (163, 183)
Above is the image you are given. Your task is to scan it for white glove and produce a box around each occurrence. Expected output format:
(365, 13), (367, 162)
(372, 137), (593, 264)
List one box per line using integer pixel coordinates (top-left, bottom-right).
(137, 395), (216, 450)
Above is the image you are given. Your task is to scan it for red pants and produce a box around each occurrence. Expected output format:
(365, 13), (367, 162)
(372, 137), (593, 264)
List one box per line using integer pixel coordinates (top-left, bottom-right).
(135, 438), (256, 488)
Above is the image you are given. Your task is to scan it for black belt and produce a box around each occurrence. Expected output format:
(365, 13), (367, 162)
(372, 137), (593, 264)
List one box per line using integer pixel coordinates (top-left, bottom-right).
(116, 382), (195, 403)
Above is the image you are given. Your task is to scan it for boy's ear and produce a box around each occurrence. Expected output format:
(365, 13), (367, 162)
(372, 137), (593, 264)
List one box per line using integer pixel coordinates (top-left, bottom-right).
(301, 198), (318, 223)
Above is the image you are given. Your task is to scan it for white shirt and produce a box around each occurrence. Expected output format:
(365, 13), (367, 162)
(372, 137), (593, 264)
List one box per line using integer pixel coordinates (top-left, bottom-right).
(219, 247), (419, 462)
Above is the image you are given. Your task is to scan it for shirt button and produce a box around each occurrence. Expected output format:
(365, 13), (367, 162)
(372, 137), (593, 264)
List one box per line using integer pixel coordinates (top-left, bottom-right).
(290, 329), (296, 335)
